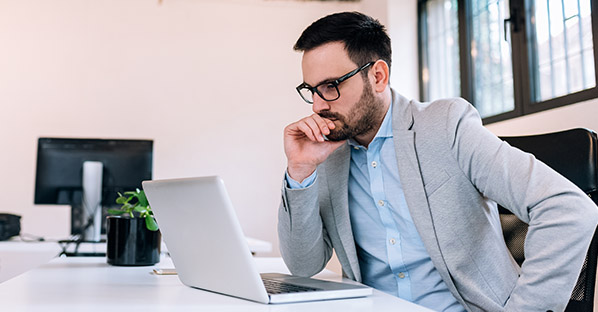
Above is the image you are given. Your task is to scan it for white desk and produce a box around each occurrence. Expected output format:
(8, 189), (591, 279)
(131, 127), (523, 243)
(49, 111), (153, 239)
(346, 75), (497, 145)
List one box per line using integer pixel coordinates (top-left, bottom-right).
(0, 242), (61, 283)
(55, 236), (272, 255)
(0, 237), (272, 283)
(0, 256), (433, 312)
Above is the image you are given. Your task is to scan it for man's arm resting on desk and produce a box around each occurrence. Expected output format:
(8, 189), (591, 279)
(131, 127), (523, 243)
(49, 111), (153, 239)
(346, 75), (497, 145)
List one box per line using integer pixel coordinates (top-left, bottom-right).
(278, 173), (333, 278)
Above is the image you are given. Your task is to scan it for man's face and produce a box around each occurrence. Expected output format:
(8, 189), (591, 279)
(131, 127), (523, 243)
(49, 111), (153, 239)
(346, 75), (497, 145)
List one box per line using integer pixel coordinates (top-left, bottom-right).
(301, 42), (384, 141)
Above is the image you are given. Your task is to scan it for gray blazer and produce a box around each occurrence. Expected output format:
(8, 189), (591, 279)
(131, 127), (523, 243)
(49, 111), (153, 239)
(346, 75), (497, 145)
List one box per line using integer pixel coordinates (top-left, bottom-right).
(278, 90), (598, 312)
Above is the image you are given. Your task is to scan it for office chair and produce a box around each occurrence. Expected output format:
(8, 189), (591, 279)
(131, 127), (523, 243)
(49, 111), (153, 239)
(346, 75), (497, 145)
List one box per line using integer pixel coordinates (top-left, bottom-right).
(499, 128), (598, 312)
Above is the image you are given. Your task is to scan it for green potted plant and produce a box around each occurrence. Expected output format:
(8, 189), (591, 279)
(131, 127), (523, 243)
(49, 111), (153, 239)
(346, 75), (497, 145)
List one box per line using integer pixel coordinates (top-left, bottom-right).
(106, 189), (161, 266)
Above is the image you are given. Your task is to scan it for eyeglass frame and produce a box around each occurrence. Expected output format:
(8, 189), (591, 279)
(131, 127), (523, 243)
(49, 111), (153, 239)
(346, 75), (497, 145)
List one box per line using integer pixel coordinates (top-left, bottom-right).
(295, 61), (376, 104)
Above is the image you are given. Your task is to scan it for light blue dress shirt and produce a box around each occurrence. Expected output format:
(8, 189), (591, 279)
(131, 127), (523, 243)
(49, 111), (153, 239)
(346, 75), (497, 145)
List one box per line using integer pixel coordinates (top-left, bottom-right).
(286, 103), (464, 312)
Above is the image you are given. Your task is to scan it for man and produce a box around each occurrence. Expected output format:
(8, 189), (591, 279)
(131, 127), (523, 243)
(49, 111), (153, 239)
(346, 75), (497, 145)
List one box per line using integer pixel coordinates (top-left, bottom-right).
(278, 11), (598, 312)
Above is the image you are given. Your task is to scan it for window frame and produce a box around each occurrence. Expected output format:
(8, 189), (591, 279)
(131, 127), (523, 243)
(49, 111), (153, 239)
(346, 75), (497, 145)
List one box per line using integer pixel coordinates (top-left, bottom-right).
(418, 0), (598, 124)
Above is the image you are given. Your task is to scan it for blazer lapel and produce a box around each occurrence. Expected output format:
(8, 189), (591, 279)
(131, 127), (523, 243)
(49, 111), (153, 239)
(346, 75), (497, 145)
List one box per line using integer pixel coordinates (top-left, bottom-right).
(324, 143), (361, 281)
(391, 91), (462, 300)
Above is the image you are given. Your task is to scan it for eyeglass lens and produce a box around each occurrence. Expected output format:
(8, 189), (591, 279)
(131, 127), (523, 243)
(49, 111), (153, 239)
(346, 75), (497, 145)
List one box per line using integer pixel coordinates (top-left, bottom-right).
(300, 83), (340, 103)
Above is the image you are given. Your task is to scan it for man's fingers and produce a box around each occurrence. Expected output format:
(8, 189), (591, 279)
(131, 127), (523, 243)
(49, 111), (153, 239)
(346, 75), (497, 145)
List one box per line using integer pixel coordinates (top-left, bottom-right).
(285, 114), (338, 143)
(310, 114), (334, 135)
(326, 118), (336, 129)
(295, 121), (318, 142)
(303, 117), (326, 142)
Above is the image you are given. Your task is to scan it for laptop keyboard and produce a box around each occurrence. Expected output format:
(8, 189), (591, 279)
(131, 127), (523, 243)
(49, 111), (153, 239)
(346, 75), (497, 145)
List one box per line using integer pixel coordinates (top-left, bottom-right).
(262, 278), (320, 294)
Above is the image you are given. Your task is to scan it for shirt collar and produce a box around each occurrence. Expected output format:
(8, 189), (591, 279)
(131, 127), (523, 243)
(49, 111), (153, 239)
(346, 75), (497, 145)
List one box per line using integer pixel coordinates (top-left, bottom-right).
(348, 102), (393, 148)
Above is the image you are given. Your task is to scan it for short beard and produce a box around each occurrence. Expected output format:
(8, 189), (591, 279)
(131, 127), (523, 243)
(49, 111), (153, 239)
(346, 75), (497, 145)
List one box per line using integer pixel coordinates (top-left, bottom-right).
(319, 82), (383, 142)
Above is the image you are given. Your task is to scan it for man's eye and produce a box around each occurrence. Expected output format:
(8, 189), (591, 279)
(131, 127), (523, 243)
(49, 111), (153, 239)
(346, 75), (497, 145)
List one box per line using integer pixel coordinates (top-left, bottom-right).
(317, 83), (337, 95)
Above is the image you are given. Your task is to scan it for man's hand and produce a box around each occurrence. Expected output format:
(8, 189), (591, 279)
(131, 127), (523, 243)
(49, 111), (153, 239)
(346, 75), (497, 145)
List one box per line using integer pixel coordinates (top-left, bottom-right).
(284, 114), (346, 182)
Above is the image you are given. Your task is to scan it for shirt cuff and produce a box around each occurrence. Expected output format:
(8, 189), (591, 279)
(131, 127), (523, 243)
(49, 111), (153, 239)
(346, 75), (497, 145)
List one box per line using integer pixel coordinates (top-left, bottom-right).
(285, 169), (317, 189)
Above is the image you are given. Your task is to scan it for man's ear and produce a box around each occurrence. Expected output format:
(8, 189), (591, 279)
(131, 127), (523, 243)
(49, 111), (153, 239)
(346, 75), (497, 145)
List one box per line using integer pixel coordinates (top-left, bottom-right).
(371, 60), (389, 93)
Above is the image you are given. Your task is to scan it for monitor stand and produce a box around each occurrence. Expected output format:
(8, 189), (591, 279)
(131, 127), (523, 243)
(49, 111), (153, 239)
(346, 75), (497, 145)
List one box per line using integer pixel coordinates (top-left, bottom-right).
(79, 161), (103, 242)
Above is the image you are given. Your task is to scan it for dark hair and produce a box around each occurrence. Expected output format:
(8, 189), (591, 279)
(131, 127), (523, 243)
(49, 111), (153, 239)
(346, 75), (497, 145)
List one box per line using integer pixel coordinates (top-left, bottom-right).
(294, 11), (391, 76)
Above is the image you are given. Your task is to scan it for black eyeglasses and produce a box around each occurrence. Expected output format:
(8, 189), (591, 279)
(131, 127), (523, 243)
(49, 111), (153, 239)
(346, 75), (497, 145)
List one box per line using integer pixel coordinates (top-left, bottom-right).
(296, 61), (375, 104)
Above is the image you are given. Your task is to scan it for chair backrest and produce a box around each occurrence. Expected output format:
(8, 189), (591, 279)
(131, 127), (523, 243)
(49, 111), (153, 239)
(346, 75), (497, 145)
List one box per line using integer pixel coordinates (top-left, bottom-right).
(499, 128), (598, 312)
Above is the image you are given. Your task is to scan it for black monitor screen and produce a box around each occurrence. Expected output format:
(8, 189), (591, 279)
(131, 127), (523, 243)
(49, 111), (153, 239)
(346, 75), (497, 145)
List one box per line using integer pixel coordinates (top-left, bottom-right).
(34, 138), (153, 234)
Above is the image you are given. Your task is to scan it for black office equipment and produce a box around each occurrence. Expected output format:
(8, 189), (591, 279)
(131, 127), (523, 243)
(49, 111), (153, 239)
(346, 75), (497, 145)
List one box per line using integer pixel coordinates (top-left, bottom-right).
(499, 128), (598, 312)
(0, 213), (21, 241)
(34, 138), (153, 241)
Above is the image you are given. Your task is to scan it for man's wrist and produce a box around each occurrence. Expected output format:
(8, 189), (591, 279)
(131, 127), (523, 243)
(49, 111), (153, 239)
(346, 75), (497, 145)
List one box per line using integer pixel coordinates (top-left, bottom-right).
(287, 163), (317, 182)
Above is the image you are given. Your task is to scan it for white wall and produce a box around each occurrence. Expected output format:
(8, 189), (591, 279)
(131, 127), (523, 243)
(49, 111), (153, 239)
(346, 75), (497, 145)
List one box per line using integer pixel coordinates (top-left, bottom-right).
(361, 0), (420, 99)
(0, 0), (362, 255)
(485, 97), (598, 136)
(387, 0), (419, 99)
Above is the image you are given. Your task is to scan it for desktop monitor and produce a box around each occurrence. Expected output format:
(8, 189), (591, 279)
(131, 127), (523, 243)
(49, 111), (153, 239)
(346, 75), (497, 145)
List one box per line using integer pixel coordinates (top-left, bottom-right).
(34, 138), (153, 241)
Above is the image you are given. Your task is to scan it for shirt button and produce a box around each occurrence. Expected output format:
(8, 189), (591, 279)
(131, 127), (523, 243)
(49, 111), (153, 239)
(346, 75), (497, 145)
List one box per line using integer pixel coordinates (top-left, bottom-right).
(389, 238), (396, 245)
(371, 161), (377, 168)
(353, 146), (359, 150)
(378, 200), (384, 206)
(398, 272), (405, 279)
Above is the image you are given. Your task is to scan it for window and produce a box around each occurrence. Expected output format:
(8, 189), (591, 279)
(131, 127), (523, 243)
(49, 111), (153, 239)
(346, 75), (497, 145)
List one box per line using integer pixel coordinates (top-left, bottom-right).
(470, 0), (515, 118)
(530, 0), (595, 102)
(418, 0), (598, 124)
(420, 0), (461, 100)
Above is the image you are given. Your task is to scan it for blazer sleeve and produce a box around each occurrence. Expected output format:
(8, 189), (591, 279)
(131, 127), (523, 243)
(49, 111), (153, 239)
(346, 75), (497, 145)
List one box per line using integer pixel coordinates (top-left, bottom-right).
(278, 176), (333, 277)
(443, 98), (598, 311)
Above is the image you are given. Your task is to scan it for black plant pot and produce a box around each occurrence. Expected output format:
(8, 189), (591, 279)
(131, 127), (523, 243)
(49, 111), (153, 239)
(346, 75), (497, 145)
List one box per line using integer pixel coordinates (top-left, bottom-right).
(106, 216), (161, 266)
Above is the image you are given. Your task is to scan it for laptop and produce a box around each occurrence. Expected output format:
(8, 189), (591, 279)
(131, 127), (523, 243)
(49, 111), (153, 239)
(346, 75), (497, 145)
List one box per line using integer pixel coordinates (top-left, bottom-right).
(142, 176), (372, 304)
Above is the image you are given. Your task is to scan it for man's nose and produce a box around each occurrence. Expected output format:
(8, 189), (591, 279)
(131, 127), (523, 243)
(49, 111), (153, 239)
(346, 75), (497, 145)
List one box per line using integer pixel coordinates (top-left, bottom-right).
(312, 94), (330, 113)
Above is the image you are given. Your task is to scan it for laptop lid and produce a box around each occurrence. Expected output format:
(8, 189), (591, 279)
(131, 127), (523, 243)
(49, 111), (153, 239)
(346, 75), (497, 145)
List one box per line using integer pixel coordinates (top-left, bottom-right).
(143, 176), (270, 303)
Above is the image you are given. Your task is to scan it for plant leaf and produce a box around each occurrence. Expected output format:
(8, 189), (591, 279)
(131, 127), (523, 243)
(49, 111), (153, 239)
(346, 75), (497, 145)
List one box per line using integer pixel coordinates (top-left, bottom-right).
(115, 196), (128, 204)
(137, 190), (149, 207)
(107, 209), (126, 215)
(145, 215), (159, 231)
(121, 203), (134, 212)
(133, 205), (146, 213)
